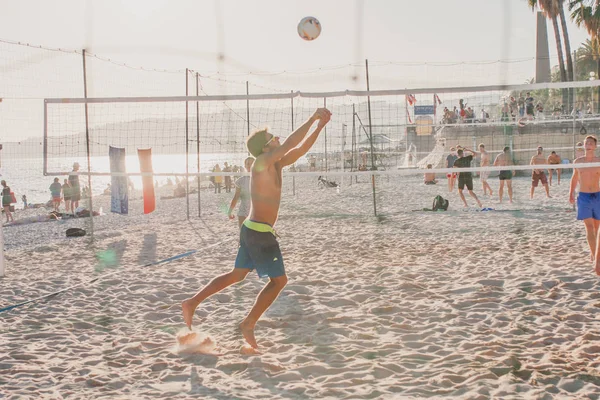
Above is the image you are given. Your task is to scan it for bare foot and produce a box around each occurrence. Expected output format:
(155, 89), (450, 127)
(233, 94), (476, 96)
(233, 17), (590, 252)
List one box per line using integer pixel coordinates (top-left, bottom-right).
(239, 320), (258, 349)
(181, 299), (196, 330)
(596, 264), (600, 276)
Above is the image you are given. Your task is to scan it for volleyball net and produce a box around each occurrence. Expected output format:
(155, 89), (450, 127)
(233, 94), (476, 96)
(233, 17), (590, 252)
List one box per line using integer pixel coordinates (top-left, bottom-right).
(38, 80), (600, 218)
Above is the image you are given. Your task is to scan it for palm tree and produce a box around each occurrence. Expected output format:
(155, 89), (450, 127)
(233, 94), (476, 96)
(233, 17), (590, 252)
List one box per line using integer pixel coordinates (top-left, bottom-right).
(569, 0), (600, 36)
(569, 0), (600, 111)
(559, 2), (575, 82)
(528, 0), (569, 106)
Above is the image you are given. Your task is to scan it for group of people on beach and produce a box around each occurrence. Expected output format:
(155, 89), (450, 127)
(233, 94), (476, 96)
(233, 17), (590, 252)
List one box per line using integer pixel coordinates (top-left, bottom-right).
(211, 162), (246, 194)
(424, 144), (575, 208)
(48, 162), (82, 214)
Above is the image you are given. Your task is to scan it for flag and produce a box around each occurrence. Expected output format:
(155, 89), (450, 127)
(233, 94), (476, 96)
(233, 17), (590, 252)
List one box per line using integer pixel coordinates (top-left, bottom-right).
(138, 148), (155, 214)
(435, 94), (442, 105)
(406, 94), (417, 106)
(109, 146), (128, 214)
(406, 109), (413, 124)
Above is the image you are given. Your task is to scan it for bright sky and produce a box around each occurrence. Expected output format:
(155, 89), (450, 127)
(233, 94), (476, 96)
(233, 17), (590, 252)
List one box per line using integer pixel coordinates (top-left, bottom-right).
(0, 0), (592, 88)
(0, 0), (594, 143)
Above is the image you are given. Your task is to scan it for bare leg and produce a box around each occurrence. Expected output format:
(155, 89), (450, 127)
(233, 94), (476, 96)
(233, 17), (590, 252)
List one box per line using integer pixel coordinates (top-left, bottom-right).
(595, 219), (600, 274)
(557, 169), (561, 185)
(544, 183), (552, 198)
(447, 176), (452, 193)
(548, 169), (553, 186)
(482, 180), (493, 196)
(468, 190), (483, 208)
(530, 185), (535, 200)
(499, 181), (505, 203)
(584, 219), (598, 263)
(507, 181), (513, 203)
(181, 268), (249, 329)
(458, 189), (468, 207)
(240, 275), (288, 348)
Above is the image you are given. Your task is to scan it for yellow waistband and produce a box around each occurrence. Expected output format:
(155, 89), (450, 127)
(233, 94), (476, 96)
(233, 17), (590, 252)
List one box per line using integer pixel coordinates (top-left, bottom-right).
(243, 219), (275, 234)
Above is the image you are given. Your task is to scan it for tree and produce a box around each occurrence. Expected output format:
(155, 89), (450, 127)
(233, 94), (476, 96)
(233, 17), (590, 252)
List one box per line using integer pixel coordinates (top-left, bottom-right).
(569, 0), (600, 111)
(528, 0), (570, 108)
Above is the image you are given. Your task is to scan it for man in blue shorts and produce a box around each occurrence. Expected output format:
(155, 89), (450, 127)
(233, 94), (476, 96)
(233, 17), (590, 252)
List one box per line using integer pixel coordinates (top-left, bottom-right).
(569, 135), (600, 275)
(182, 108), (332, 350)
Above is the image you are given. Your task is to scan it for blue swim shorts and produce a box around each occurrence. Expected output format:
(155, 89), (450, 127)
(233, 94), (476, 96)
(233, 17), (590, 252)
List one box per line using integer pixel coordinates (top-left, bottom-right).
(234, 220), (285, 278)
(577, 192), (600, 220)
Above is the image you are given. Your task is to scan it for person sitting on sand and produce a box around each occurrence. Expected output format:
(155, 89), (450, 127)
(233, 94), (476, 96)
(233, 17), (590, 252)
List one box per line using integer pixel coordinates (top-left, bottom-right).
(228, 157), (255, 227)
(182, 107), (332, 351)
(50, 178), (62, 212)
(547, 151), (561, 186)
(1, 180), (14, 223)
(174, 182), (186, 198)
(569, 135), (600, 275)
(424, 164), (437, 185)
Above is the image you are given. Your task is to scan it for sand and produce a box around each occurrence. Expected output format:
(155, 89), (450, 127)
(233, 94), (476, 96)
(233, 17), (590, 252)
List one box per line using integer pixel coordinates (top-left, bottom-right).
(1, 174), (600, 399)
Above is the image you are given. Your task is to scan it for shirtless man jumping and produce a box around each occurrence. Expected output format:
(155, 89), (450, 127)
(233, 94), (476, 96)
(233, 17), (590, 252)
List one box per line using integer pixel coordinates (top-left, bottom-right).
(494, 146), (514, 203)
(182, 108), (332, 349)
(569, 135), (600, 275)
(478, 143), (493, 196)
(530, 146), (551, 199)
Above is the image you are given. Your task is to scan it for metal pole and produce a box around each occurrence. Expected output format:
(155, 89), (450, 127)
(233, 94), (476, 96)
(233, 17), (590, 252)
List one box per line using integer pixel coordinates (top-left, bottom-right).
(324, 97), (328, 172)
(196, 72), (201, 217)
(291, 90), (295, 196)
(82, 49), (94, 239)
(246, 82), (251, 138)
(365, 59), (377, 216)
(43, 100), (48, 176)
(185, 69), (190, 220)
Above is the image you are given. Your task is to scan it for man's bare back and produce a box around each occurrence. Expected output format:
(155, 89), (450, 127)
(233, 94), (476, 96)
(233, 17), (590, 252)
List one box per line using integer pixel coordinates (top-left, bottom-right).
(495, 152), (510, 167)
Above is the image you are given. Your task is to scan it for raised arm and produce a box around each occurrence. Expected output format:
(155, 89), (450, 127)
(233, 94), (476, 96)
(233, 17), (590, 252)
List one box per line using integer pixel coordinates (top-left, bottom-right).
(257, 108), (330, 169)
(279, 113), (331, 167)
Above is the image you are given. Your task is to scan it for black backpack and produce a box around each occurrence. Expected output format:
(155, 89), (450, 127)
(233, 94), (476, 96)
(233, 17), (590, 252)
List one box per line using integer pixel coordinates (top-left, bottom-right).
(432, 195), (449, 211)
(66, 228), (86, 237)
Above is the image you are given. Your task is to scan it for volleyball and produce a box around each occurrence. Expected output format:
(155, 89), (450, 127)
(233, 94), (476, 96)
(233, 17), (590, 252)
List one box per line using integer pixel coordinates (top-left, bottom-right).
(297, 17), (321, 41)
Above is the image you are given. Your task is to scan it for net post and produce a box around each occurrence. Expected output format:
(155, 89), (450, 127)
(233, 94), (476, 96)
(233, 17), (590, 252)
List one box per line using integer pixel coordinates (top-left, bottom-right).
(43, 99), (48, 176)
(185, 68), (190, 220)
(291, 90), (295, 196)
(0, 223), (4, 278)
(365, 59), (377, 216)
(246, 82), (251, 137)
(196, 72), (201, 217)
(82, 49), (94, 240)
(324, 97), (328, 173)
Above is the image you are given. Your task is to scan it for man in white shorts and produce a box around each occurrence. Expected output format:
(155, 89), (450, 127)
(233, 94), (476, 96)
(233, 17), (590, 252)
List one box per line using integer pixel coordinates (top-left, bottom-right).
(478, 143), (493, 196)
